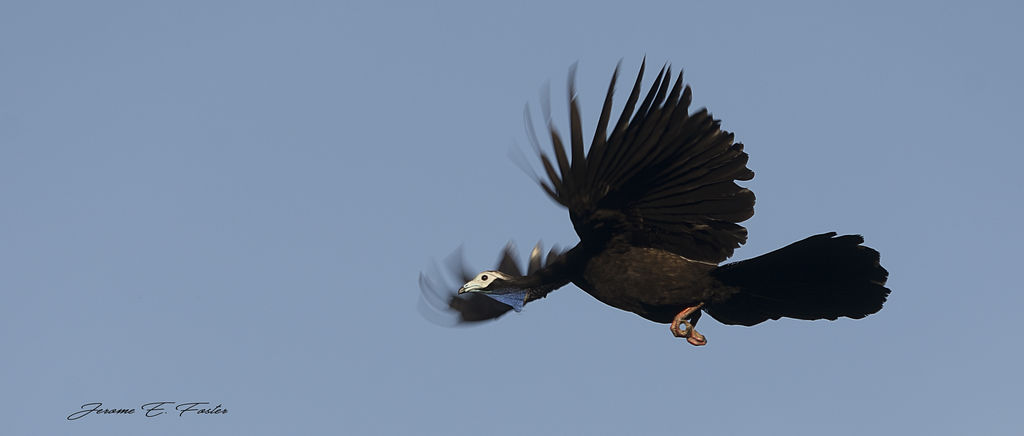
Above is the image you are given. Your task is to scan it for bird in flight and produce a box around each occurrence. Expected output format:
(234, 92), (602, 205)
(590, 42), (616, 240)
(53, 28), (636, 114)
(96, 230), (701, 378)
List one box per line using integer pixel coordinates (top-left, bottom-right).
(420, 60), (890, 345)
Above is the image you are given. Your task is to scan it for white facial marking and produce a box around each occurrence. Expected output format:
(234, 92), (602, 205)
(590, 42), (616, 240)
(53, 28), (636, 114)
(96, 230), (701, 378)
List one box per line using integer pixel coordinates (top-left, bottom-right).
(459, 270), (511, 294)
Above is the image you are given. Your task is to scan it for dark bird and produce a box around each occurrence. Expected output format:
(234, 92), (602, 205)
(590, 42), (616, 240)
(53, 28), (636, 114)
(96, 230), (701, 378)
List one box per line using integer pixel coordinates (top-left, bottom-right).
(420, 61), (890, 345)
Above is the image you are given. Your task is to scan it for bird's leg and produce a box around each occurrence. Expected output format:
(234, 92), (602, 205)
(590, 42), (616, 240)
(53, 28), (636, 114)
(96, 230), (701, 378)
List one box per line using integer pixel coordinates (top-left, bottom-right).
(670, 303), (707, 346)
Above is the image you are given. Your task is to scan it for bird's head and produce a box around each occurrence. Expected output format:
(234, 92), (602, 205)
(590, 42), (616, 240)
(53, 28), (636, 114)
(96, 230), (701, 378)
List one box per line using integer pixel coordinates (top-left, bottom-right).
(458, 270), (514, 294)
(457, 270), (528, 312)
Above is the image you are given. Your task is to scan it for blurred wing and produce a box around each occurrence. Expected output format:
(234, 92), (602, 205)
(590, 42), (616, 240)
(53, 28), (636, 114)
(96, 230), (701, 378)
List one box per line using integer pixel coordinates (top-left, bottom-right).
(532, 60), (755, 263)
(524, 242), (566, 303)
(419, 243), (540, 324)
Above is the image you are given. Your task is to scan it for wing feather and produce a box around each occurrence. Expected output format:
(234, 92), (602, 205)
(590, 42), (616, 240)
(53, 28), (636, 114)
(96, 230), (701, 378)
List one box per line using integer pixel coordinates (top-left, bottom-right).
(532, 61), (755, 262)
(419, 242), (566, 324)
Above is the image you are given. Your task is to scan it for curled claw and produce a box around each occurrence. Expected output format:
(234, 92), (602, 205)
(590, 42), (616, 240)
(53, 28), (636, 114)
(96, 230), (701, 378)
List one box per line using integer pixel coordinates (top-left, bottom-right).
(670, 318), (693, 338)
(670, 303), (707, 346)
(686, 329), (706, 346)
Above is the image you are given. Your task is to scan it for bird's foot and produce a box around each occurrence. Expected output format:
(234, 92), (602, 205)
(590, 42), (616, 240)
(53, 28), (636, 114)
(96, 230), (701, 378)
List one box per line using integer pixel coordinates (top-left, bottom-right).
(670, 317), (707, 346)
(670, 303), (707, 346)
(686, 329), (707, 346)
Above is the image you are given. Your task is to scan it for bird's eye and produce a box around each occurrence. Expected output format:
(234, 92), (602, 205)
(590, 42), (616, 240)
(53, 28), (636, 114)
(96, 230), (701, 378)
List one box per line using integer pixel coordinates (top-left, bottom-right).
(481, 274), (489, 281)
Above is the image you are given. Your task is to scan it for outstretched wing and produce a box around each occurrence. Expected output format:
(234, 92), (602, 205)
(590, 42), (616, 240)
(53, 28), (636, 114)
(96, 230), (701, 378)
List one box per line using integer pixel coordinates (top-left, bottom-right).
(532, 60), (755, 263)
(419, 242), (563, 324)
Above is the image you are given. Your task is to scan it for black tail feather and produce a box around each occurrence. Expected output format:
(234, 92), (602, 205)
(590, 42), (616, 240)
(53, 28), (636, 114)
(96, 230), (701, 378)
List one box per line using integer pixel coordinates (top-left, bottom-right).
(707, 232), (890, 326)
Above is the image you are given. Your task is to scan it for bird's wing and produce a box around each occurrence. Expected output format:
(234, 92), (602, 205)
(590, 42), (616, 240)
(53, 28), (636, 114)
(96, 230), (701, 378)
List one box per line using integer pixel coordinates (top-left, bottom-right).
(532, 61), (755, 263)
(419, 242), (562, 324)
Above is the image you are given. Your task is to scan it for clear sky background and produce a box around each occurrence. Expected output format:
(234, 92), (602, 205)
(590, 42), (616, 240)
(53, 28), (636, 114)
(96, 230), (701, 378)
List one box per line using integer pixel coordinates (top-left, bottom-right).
(3, 1), (1023, 435)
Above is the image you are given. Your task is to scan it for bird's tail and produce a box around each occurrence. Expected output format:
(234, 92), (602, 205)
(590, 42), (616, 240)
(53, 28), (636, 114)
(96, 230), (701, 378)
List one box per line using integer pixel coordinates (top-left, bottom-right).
(705, 232), (890, 326)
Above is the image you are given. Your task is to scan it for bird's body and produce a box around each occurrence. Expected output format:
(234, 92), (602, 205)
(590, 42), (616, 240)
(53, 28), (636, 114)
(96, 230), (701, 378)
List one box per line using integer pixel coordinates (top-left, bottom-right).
(533, 240), (725, 323)
(421, 60), (890, 345)
(578, 245), (725, 323)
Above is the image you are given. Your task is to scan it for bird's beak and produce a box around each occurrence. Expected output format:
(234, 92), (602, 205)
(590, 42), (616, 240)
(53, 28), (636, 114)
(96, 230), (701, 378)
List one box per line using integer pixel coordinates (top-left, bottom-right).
(458, 283), (481, 294)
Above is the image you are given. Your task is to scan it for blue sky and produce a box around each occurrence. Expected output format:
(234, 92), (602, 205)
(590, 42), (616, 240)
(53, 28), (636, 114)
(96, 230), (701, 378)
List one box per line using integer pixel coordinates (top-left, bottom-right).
(3, 1), (1022, 434)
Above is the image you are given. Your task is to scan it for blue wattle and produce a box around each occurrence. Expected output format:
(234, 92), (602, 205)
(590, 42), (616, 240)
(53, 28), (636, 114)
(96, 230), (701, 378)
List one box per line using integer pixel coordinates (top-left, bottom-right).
(482, 289), (528, 312)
